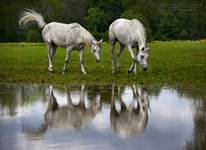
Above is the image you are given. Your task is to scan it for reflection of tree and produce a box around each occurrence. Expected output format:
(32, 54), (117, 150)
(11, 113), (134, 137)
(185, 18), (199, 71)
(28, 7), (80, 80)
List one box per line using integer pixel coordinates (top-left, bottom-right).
(174, 86), (206, 150)
(110, 85), (149, 138)
(143, 84), (162, 97)
(87, 85), (112, 103)
(175, 86), (206, 101)
(0, 83), (47, 117)
(183, 91), (206, 150)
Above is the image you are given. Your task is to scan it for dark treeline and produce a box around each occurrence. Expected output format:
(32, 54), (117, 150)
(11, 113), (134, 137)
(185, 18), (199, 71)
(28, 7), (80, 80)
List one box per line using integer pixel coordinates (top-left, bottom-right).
(0, 0), (205, 42)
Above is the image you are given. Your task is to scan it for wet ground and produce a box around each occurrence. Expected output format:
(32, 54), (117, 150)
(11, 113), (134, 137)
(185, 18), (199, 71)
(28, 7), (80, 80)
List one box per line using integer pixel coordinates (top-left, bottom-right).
(0, 83), (205, 150)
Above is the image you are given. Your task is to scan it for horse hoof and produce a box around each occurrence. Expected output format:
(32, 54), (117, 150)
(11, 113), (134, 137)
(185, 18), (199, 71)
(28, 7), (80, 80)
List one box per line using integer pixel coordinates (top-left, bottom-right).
(63, 70), (68, 74)
(116, 67), (120, 72)
(128, 69), (132, 74)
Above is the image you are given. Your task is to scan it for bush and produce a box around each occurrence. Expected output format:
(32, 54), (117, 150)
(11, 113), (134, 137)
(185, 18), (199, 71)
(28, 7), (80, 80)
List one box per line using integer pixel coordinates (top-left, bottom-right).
(154, 12), (180, 40)
(26, 30), (42, 42)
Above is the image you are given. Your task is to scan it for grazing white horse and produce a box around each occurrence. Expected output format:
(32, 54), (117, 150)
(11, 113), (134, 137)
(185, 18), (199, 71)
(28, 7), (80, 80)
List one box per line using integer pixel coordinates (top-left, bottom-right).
(19, 9), (102, 74)
(109, 18), (149, 74)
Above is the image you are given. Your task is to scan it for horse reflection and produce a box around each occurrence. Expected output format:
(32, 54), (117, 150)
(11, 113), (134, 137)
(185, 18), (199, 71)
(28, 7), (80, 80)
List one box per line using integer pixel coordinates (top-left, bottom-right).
(23, 84), (101, 136)
(110, 85), (149, 138)
(45, 85), (101, 129)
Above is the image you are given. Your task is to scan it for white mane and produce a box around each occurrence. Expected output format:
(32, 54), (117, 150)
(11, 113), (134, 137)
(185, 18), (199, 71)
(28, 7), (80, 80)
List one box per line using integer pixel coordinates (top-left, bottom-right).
(132, 19), (146, 49)
(81, 27), (95, 47)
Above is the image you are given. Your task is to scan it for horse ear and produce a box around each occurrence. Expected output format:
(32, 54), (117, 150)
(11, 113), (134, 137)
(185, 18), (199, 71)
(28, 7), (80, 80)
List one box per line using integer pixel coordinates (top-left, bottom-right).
(90, 39), (95, 45)
(147, 47), (150, 51)
(98, 39), (103, 44)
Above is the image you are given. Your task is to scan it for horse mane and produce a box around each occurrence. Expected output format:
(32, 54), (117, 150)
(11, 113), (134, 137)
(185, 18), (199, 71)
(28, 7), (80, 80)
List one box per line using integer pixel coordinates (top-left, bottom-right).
(132, 19), (147, 48)
(81, 27), (95, 47)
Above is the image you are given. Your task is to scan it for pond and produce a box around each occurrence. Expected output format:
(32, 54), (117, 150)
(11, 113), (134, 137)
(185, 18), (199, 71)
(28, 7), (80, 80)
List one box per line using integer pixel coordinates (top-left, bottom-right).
(0, 83), (205, 150)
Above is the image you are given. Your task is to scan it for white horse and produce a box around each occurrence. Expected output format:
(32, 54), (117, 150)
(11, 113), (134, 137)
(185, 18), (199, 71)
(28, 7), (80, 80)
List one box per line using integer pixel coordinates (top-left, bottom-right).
(19, 9), (102, 74)
(109, 18), (149, 74)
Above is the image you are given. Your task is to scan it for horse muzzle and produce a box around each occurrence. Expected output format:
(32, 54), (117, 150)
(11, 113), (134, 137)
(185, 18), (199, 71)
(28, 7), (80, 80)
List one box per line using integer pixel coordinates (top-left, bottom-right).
(96, 59), (100, 63)
(143, 67), (147, 71)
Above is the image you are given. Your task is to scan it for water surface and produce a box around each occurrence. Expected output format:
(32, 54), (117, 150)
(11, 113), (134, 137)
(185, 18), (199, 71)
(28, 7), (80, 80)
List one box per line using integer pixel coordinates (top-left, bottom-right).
(0, 83), (205, 150)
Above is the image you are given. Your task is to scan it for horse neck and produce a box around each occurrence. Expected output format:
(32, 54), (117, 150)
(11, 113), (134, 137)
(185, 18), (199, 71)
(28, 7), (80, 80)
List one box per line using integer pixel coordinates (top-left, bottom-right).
(88, 35), (96, 48)
(138, 40), (146, 51)
(82, 28), (95, 48)
(137, 27), (146, 50)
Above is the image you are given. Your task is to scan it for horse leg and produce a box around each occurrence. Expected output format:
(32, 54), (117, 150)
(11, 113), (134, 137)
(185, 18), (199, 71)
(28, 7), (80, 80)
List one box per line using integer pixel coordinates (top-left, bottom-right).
(47, 43), (57, 72)
(49, 42), (57, 56)
(109, 40), (116, 74)
(129, 48), (139, 74)
(92, 92), (101, 113)
(117, 44), (125, 71)
(111, 84), (118, 115)
(118, 86), (127, 111)
(66, 91), (74, 108)
(127, 44), (136, 74)
(129, 59), (137, 74)
(79, 84), (86, 109)
(78, 49), (86, 74)
(129, 85), (139, 113)
(63, 46), (72, 73)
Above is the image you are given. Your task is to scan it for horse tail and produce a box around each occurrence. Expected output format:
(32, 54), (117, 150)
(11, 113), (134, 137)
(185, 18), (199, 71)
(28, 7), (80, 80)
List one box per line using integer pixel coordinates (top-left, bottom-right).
(19, 9), (46, 29)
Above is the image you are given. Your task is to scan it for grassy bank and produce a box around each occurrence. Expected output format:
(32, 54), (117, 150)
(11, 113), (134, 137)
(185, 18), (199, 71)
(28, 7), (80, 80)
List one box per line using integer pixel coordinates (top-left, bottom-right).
(0, 41), (205, 86)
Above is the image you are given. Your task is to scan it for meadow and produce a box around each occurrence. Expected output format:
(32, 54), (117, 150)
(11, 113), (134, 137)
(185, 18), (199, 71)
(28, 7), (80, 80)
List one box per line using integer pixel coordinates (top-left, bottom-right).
(0, 41), (205, 86)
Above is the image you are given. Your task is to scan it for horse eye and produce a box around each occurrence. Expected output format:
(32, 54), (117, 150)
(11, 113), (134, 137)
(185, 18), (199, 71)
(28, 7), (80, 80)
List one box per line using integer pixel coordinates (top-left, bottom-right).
(93, 49), (96, 53)
(141, 55), (144, 59)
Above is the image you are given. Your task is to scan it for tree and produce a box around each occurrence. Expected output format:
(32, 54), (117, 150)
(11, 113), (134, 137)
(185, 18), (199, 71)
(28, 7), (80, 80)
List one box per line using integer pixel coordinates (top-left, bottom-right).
(154, 12), (180, 40)
(0, 0), (206, 42)
(84, 0), (123, 40)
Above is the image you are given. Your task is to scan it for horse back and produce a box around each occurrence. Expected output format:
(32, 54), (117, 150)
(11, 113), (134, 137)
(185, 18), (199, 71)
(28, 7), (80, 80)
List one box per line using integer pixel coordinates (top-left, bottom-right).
(109, 18), (145, 45)
(42, 22), (82, 47)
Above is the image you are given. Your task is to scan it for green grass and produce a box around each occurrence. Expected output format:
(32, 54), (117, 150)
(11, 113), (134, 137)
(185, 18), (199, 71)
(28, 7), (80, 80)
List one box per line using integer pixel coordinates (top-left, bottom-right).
(0, 41), (205, 86)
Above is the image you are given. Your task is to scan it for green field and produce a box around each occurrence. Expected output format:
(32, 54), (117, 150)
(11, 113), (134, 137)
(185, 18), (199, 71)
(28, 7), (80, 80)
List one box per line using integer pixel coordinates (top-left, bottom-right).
(0, 41), (205, 86)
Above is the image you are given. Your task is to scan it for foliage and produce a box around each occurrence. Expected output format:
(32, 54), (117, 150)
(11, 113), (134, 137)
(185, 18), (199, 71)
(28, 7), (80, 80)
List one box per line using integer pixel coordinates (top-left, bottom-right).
(26, 30), (42, 42)
(0, 0), (205, 42)
(85, 0), (122, 40)
(84, 7), (106, 39)
(154, 12), (180, 40)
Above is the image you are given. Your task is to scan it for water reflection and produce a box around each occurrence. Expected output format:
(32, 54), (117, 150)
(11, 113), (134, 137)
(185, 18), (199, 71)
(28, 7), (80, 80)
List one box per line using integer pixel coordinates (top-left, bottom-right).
(0, 83), (206, 150)
(110, 85), (149, 137)
(23, 84), (102, 137)
(17, 84), (150, 138)
(45, 84), (101, 129)
(0, 83), (47, 117)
